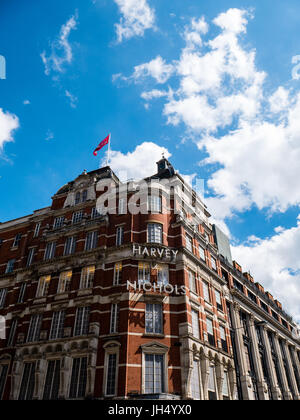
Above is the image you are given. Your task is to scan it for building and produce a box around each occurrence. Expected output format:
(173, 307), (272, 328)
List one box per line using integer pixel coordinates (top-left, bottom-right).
(0, 158), (299, 400)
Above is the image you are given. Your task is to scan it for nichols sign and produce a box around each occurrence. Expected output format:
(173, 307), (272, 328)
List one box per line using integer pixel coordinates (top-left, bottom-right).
(132, 244), (178, 260)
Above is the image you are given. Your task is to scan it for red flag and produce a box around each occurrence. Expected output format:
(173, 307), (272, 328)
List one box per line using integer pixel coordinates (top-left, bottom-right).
(93, 134), (110, 156)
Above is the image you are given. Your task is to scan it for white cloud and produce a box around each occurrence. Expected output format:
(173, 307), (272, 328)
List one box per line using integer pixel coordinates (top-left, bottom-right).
(118, 56), (174, 84)
(269, 87), (290, 113)
(103, 142), (170, 181)
(232, 218), (300, 322)
(121, 8), (300, 222)
(65, 90), (78, 108)
(45, 130), (54, 142)
(0, 108), (19, 151)
(141, 89), (169, 101)
(213, 7), (249, 33)
(114, 0), (155, 42)
(23, 100), (31, 106)
(41, 13), (78, 76)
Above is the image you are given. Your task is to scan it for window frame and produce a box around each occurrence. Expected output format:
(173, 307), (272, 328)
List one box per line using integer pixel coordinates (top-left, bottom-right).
(0, 288), (7, 308)
(74, 306), (90, 337)
(80, 266), (95, 289)
(145, 303), (163, 335)
(113, 263), (122, 286)
(58, 271), (72, 294)
(110, 303), (119, 334)
(36, 276), (51, 298)
(147, 223), (163, 244)
(116, 226), (124, 246)
(85, 231), (98, 251)
(44, 242), (56, 261)
(5, 259), (15, 274)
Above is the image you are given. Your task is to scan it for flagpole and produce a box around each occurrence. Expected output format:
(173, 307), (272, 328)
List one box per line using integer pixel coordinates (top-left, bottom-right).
(107, 133), (111, 167)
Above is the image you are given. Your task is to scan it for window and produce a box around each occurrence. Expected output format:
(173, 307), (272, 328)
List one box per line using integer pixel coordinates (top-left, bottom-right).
(138, 262), (150, 284)
(80, 266), (95, 289)
(26, 248), (35, 267)
(36, 275), (51, 297)
(116, 227), (124, 246)
(110, 303), (119, 334)
(91, 207), (101, 219)
(199, 246), (205, 261)
(49, 311), (65, 340)
(53, 216), (64, 229)
(17, 282), (27, 303)
(64, 236), (76, 256)
(82, 190), (88, 203)
(43, 360), (60, 400)
(145, 303), (163, 334)
(144, 354), (164, 394)
(248, 290), (257, 304)
(74, 307), (90, 336)
(233, 279), (244, 293)
(222, 371), (230, 400)
(191, 360), (201, 400)
(206, 318), (215, 347)
(157, 265), (169, 286)
(191, 309), (200, 339)
(208, 365), (217, 400)
(220, 326), (228, 352)
(0, 289), (7, 309)
(186, 235), (193, 253)
(13, 233), (22, 248)
(69, 358), (87, 399)
(118, 198), (126, 214)
(85, 231), (98, 251)
(113, 263), (122, 285)
(0, 365), (8, 399)
(75, 192), (81, 205)
(211, 256), (217, 271)
(33, 222), (41, 238)
(147, 223), (163, 244)
(215, 290), (223, 311)
(7, 318), (18, 347)
(148, 195), (162, 213)
(72, 211), (83, 224)
(58, 271), (72, 294)
(188, 271), (196, 293)
(27, 314), (42, 343)
(106, 354), (117, 396)
(44, 242), (56, 261)
(18, 363), (36, 400)
(202, 282), (210, 302)
(5, 259), (15, 274)
(260, 300), (269, 313)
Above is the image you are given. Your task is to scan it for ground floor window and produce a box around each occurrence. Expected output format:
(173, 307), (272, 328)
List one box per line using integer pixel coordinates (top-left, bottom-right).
(43, 360), (60, 400)
(0, 365), (8, 399)
(191, 360), (201, 400)
(222, 371), (230, 400)
(69, 357), (87, 399)
(144, 354), (164, 394)
(19, 362), (36, 400)
(106, 354), (117, 396)
(208, 365), (217, 400)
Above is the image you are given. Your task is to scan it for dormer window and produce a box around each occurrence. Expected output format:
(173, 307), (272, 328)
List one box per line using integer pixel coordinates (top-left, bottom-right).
(75, 190), (88, 205)
(75, 192), (81, 205)
(82, 190), (88, 202)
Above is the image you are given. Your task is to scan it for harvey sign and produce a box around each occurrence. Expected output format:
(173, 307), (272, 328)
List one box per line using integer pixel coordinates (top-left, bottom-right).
(132, 244), (178, 260)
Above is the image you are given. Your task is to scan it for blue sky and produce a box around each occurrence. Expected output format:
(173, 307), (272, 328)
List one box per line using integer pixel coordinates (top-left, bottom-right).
(1, 0), (300, 322)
